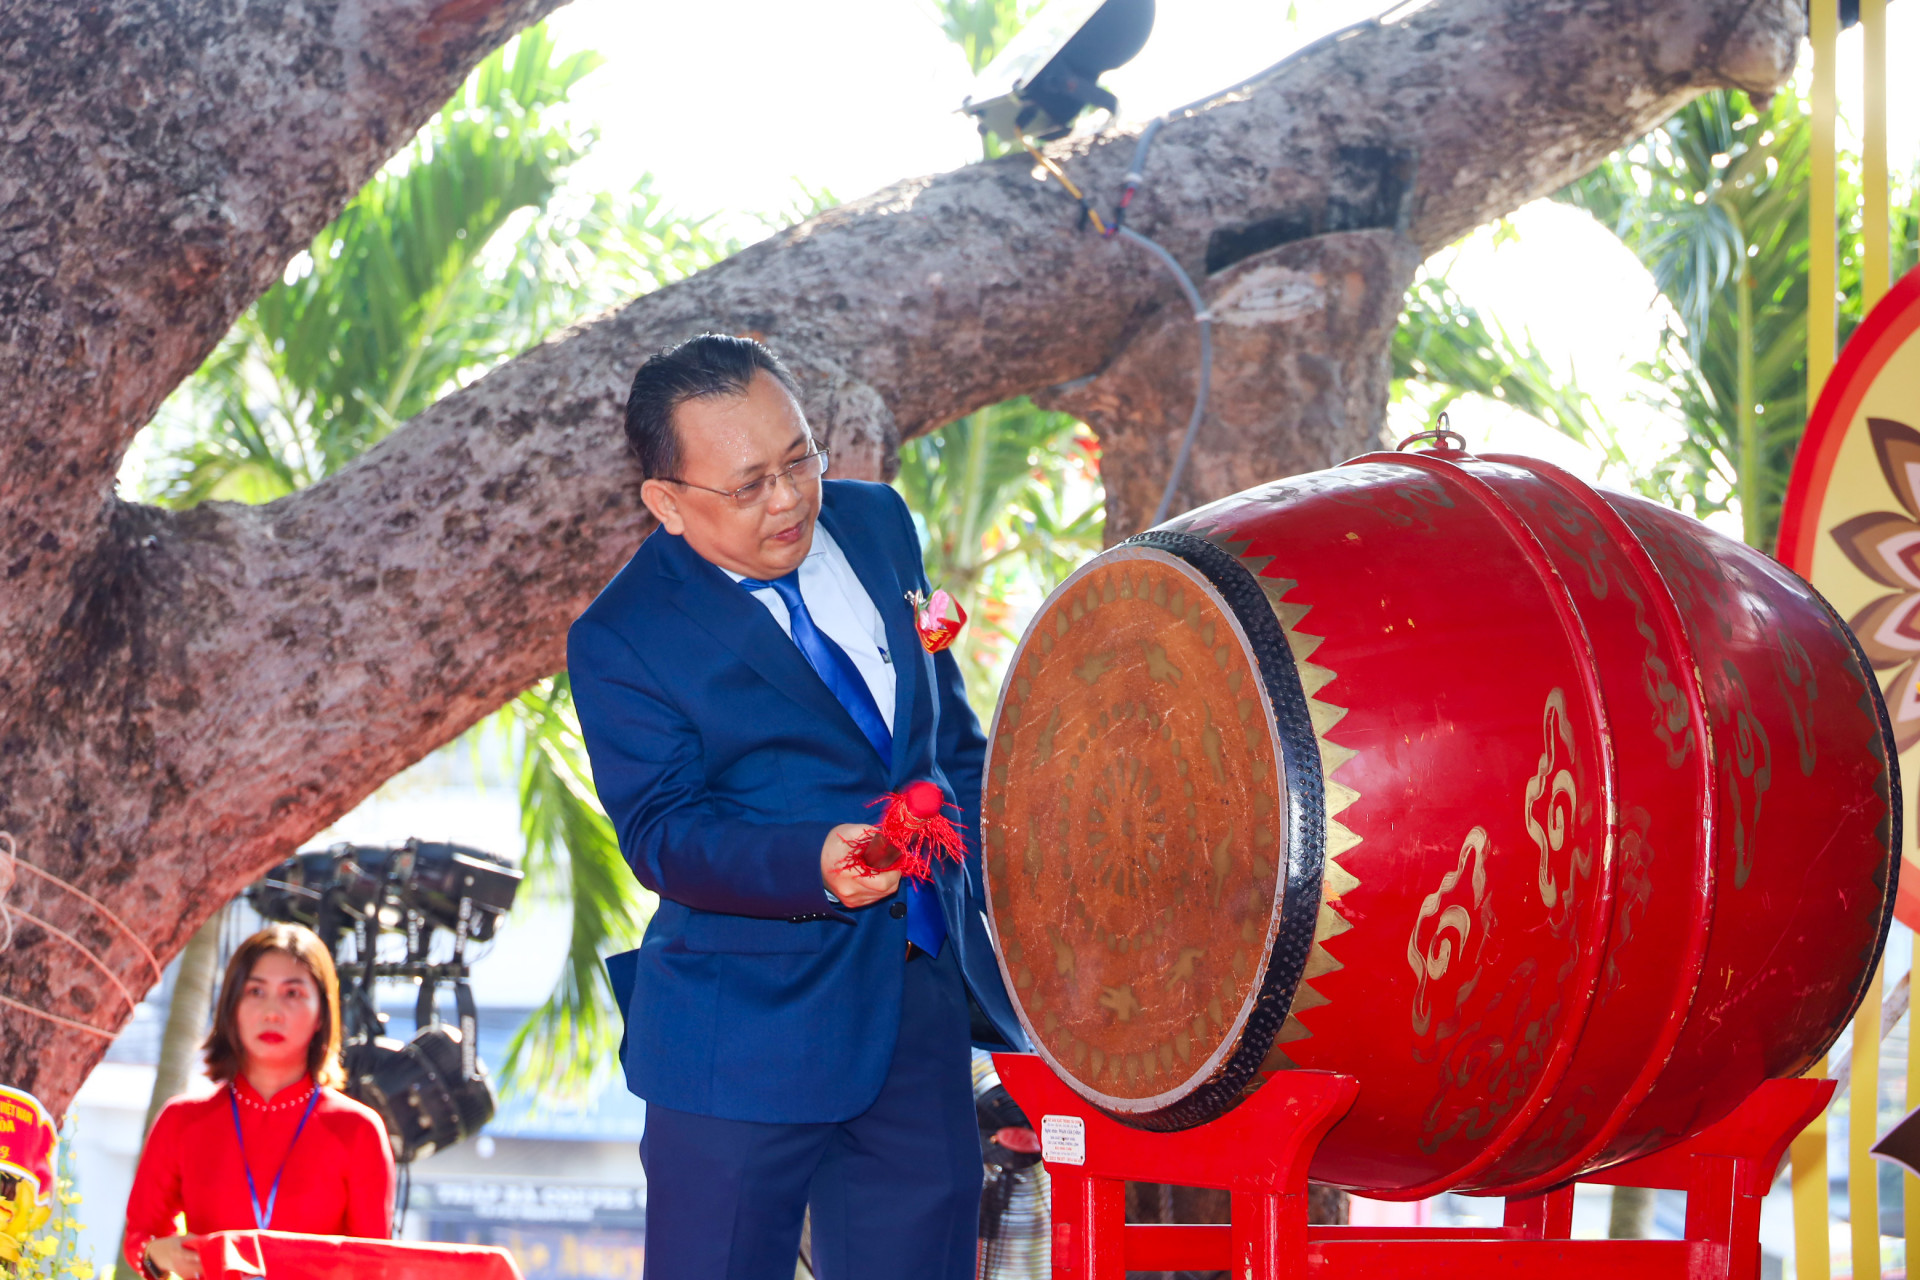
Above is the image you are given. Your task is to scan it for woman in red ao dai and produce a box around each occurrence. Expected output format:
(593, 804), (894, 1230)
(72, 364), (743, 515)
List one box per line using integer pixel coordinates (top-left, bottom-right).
(124, 924), (394, 1278)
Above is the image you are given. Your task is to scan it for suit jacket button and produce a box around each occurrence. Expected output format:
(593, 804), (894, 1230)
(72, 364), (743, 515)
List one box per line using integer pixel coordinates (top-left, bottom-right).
(890, 902), (907, 919)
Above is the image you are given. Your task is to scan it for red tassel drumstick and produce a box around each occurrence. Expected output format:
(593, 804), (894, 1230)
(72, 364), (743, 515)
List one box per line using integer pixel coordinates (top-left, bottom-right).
(837, 780), (966, 883)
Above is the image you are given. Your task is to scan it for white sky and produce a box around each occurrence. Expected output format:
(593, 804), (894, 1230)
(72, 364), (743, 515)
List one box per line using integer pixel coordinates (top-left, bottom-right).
(543, 0), (1919, 503)
(544, 0), (1359, 224)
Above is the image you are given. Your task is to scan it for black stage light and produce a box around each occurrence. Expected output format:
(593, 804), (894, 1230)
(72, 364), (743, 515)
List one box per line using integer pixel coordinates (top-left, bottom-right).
(962, 0), (1154, 142)
(341, 1027), (495, 1164)
(398, 841), (522, 940)
(247, 837), (521, 1162)
(251, 840), (521, 940)
(246, 850), (338, 931)
(249, 843), (397, 931)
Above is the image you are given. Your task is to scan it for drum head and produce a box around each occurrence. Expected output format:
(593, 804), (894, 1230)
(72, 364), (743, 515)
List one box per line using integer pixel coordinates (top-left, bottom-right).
(982, 532), (1326, 1129)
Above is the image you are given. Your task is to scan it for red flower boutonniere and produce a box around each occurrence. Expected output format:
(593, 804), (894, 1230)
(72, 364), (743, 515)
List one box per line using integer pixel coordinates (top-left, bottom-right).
(907, 588), (967, 653)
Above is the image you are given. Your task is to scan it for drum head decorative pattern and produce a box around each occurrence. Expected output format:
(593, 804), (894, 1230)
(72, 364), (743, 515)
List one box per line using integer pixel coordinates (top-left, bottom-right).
(982, 536), (1325, 1129)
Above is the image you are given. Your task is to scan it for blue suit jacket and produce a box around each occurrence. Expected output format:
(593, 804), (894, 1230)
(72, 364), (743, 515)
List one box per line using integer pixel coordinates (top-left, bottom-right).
(569, 479), (1028, 1124)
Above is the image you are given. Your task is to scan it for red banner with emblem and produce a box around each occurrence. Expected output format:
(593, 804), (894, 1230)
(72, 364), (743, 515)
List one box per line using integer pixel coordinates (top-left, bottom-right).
(0, 1084), (56, 1201)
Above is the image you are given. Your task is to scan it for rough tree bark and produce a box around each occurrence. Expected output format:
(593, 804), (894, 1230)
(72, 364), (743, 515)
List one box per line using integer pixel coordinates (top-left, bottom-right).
(0, 0), (1803, 1112)
(1047, 229), (1424, 542)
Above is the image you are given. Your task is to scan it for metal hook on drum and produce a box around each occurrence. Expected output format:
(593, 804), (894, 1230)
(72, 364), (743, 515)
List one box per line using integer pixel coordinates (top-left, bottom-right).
(1396, 413), (1468, 455)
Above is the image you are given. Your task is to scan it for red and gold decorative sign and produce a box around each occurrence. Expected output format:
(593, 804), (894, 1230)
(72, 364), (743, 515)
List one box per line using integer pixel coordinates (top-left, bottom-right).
(0, 1084), (56, 1260)
(1781, 266), (1920, 929)
(0, 1085), (55, 1200)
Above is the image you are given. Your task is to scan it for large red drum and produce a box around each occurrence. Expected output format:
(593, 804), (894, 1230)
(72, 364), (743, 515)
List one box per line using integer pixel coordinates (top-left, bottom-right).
(981, 435), (1899, 1196)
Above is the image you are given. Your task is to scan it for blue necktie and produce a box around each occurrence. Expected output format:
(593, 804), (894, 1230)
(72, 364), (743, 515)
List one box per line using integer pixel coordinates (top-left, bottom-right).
(738, 571), (946, 956)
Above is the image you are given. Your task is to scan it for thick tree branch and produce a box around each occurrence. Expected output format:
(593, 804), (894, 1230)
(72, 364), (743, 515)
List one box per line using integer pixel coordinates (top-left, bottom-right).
(0, 0), (563, 671)
(0, 0), (1803, 1110)
(1041, 230), (1426, 542)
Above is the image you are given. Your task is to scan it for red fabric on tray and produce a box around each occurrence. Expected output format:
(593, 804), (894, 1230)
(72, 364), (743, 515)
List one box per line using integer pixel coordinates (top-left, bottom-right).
(196, 1231), (523, 1280)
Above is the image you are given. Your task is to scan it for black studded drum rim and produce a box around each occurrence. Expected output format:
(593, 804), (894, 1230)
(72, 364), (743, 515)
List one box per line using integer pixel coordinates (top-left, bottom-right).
(1107, 529), (1327, 1129)
(983, 529), (1328, 1128)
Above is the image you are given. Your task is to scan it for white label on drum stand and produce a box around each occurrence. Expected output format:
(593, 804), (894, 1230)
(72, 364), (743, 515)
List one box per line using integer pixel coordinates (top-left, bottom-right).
(1041, 1115), (1086, 1165)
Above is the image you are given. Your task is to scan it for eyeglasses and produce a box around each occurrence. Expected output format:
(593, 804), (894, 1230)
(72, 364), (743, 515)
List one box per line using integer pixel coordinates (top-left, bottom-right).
(664, 449), (831, 510)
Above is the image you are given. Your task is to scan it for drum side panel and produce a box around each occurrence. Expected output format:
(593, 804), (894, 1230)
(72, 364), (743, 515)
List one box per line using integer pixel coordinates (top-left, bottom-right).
(1596, 492), (1898, 1158)
(1171, 463), (1611, 1193)
(1463, 462), (1713, 1191)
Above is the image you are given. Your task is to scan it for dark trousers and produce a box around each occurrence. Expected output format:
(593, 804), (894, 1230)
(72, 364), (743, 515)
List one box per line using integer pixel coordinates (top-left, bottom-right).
(640, 942), (982, 1280)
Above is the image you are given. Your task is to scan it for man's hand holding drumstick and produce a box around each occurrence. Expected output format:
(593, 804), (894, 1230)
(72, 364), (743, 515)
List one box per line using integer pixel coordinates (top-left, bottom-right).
(821, 781), (964, 908)
(821, 824), (902, 907)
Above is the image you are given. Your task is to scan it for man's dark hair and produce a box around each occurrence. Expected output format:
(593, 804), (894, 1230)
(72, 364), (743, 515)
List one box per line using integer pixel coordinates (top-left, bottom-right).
(623, 334), (800, 480)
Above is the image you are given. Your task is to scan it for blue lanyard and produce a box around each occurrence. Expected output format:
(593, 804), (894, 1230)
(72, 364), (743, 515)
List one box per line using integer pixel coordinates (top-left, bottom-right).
(228, 1084), (320, 1231)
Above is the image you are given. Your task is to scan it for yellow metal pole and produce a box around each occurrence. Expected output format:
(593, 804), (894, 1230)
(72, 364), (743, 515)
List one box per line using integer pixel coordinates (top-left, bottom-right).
(1856, 5), (1896, 1271)
(1862, 0), (1889, 309)
(1794, 9), (1840, 1280)
(1796, 1054), (1834, 1280)
(1808, 0), (1839, 396)
(1909, 934), (1918, 1280)
(1852, 959), (1886, 1280)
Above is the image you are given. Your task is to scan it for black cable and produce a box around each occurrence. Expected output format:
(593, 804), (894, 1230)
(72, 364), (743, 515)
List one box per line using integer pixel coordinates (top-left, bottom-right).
(1115, 228), (1213, 526)
(1103, 16), (1389, 524)
(1024, 16), (1393, 526)
(1022, 133), (1214, 526)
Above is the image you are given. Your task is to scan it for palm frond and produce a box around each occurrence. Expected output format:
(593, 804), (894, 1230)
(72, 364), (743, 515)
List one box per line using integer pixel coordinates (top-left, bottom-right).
(498, 677), (653, 1100)
(141, 26), (605, 506)
(896, 399), (1103, 716)
(1392, 274), (1630, 471)
(1552, 89), (1830, 548)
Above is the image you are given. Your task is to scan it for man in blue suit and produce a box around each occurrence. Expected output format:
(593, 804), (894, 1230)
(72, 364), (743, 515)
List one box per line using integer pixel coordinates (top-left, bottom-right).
(569, 334), (1027, 1280)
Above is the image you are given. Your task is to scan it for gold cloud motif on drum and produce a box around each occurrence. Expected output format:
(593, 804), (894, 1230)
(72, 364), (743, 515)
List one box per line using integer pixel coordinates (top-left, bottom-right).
(1409, 826), (1492, 1044)
(1526, 688), (1584, 927)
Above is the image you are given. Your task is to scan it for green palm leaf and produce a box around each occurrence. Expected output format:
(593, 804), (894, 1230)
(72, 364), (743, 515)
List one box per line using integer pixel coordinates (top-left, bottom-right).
(1392, 273), (1630, 473)
(895, 398), (1103, 716)
(1555, 89), (1824, 549)
(497, 677), (652, 1098)
(148, 26), (605, 505)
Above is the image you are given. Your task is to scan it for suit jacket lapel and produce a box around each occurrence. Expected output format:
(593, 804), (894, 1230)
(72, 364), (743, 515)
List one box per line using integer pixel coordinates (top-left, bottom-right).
(818, 491), (921, 786)
(649, 530), (864, 741)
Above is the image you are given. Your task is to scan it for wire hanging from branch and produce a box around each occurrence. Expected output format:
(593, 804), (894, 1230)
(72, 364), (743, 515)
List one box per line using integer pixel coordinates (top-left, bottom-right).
(0, 829), (167, 1038)
(1115, 228), (1213, 526)
(1021, 133), (1211, 527)
(1030, 13), (1393, 525)
(1020, 137), (1110, 235)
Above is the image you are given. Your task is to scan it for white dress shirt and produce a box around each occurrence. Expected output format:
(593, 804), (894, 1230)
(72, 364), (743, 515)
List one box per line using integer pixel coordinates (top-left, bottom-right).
(725, 524), (898, 732)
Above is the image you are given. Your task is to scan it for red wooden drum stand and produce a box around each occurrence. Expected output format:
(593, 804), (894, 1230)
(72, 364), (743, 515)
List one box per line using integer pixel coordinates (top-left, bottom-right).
(995, 1053), (1832, 1280)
